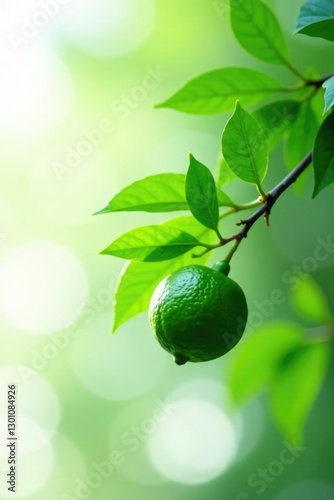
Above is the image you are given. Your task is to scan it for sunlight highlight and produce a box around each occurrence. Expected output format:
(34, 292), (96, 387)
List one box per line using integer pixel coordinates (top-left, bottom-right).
(148, 398), (237, 484)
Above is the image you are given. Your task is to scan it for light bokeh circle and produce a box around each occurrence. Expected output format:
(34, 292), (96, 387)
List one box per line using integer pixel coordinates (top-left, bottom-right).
(51, 434), (88, 495)
(148, 398), (237, 484)
(57, 0), (155, 57)
(109, 399), (170, 485)
(0, 366), (60, 440)
(169, 378), (232, 408)
(71, 313), (168, 400)
(0, 421), (54, 498)
(0, 199), (19, 256)
(234, 398), (265, 461)
(0, 416), (48, 455)
(0, 46), (73, 139)
(166, 378), (264, 461)
(0, 242), (89, 334)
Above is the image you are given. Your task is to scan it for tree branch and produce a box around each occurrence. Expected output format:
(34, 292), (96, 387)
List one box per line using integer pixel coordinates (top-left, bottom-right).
(220, 151), (313, 260)
(192, 151), (313, 261)
(307, 71), (334, 89)
(236, 151), (312, 238)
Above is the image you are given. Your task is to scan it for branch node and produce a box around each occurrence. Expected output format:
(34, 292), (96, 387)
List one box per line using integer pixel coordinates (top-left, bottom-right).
(193, 151), (312, 264)
(236, 219), (246, 227)
(264, 211), (270, 227)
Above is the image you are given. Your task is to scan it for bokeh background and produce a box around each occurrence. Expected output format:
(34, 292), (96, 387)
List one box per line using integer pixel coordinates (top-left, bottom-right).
(0, 0), (333, 499)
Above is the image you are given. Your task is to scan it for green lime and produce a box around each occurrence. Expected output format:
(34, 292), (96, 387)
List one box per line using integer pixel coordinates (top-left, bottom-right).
(149, 262), (248, 365)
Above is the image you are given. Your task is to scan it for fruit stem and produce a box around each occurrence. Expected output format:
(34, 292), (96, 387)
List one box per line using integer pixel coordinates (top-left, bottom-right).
(223, 239), (241, 264)
(212, 260), (230, 276)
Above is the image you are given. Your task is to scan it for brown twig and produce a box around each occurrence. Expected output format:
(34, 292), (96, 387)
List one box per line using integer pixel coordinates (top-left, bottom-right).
(234, 151), (312, 241)
(193, 151), (313, 261)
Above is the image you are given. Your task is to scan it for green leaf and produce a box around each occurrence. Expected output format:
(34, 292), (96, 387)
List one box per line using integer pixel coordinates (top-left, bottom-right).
(270, 342), (330, 442)
(155, 68), (285, 115)
(100, 225), (204, 262)
(295, 0), (334, 42)
(222, 101), (268, 186)
(94, 174), (189, 214)
(253, 100), (301, 153)
(230, 0), (289, 65)
(291, 277), (331, 324)
(217, 187), (235, 207)
(186, 154), (219, 231)
(312, 111), (334, 197)
(312, 84), (328, 124)
(229, 322), (305, 405)
(112, 216), (217, 331)
(95, 173), (235, 214)
(323, 75), (334, 114)
(284, 102), (318, 170)
(216, 155), (237, 187)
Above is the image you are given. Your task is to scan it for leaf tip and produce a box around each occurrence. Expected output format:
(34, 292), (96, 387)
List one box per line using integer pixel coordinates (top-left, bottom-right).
(99, 247), (109, 256)
(93, 208), (107, 216)
(154, 99), (167, 109)
(311, 186), (319, 199)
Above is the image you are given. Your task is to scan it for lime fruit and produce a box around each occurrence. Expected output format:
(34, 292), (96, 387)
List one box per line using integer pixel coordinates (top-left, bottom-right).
(149, 262), (248, 365)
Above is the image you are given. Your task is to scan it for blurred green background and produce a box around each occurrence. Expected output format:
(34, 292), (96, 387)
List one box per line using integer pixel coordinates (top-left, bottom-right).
(0, 0), (333, 498)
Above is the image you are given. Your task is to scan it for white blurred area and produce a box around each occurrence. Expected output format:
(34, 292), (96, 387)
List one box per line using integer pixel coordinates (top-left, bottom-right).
(51, 0), (156, 57)
(146, 381), (264, 485)
(0, 367), (56, 497)
(0, 242), (89, 334)
(0, 42), (73, 140)
(148, 398), (237, 484)
(0, 0), (155, 141)
(0, 435), (54, 498)
(2, 0), (155, 58)
(0, 366), (61, 439)
(165, 378), (264, 463)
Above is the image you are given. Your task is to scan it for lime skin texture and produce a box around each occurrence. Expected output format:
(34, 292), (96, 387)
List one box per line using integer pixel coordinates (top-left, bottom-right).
(149, 263), (248, 365)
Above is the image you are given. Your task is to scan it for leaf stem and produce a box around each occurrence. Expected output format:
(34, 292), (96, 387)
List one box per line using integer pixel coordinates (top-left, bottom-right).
(282, 59), (308, 83)
(256, 182), (267, 199)
(219, 199), (262, 221)
(219, 207), (237, 220)
(233, 198), (262, 211)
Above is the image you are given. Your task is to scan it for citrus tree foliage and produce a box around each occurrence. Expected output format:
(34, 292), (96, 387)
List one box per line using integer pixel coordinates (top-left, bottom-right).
(96, 0), (334, 441)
